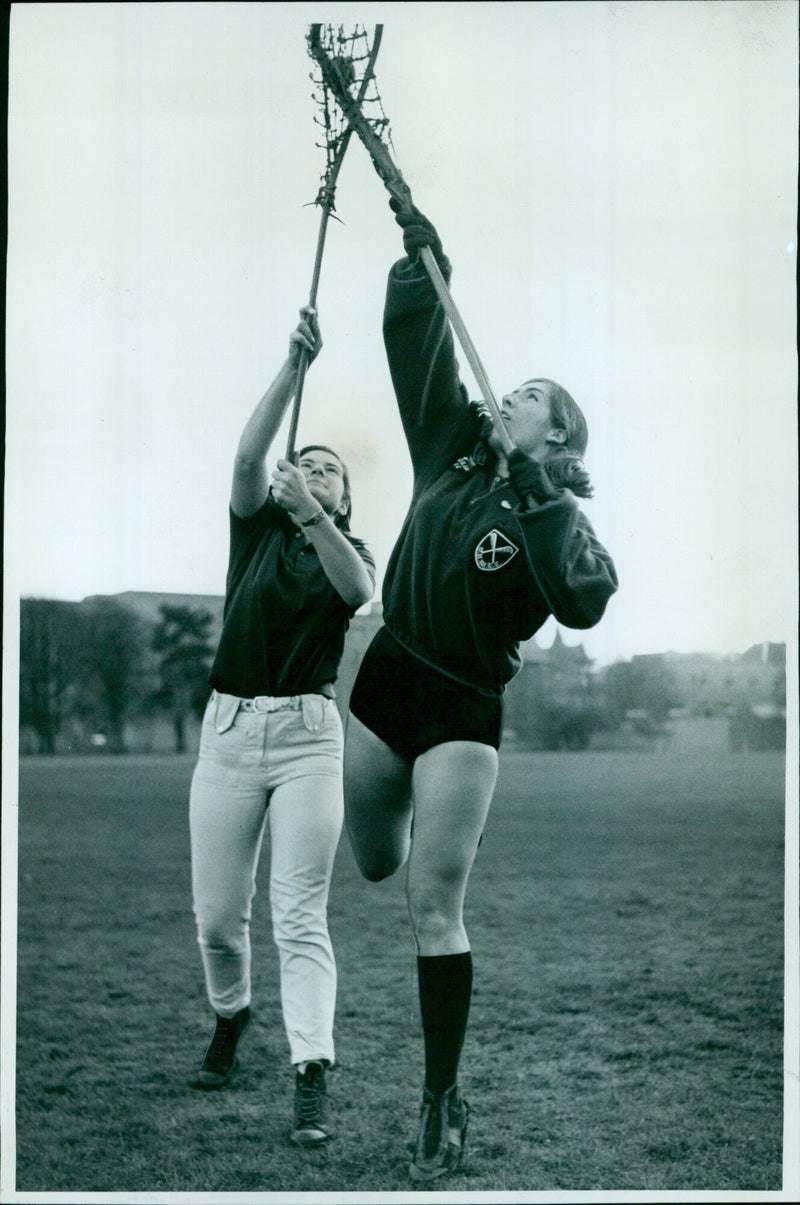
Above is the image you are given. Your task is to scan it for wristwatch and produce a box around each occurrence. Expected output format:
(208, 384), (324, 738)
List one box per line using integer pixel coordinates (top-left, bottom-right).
(301, 507), (326, 528)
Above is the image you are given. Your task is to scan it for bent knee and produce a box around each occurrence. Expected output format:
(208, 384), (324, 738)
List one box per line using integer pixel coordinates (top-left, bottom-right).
(346, 827), (409, 882)
(197, 927), (248, 956)
(195, 907), (249, 951)
(358, 853), (401, 883)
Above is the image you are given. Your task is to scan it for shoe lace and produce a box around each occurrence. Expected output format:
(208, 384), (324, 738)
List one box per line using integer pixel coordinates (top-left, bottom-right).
(206, 1015), (238, 1062)
(296, 1065), (324, 1125)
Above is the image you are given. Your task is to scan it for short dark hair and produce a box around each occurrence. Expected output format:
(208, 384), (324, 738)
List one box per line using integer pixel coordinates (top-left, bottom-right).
(294, 444), (352, 531)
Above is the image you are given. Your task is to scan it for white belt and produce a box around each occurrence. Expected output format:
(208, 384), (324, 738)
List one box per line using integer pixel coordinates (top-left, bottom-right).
(212, 689), (301, 714)
(237, 696), (302, 713)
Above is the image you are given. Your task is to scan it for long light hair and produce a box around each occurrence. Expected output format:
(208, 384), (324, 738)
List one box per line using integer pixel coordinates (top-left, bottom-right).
(534, 379), (588, 456)
(534, 379), (594, 498)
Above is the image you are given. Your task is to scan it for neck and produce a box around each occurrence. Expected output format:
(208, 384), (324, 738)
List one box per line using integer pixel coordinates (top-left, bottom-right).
(495, 440), (554, 472)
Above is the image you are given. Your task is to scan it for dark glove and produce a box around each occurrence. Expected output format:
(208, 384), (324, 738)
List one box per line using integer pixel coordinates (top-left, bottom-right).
(507, 448), (561, 505)
(469, 399), (494, 441)
(389, 197), (451, 275)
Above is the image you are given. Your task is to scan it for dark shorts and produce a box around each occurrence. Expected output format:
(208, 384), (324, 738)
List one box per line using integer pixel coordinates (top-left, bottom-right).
(348, 626), (503, 764)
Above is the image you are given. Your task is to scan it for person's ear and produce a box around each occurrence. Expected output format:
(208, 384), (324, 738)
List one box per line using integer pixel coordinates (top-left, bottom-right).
(546, 427), (567, 446)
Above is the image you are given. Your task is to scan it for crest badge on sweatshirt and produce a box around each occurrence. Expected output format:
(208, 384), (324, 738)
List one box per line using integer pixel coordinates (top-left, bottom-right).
(474, 529), (519, 572)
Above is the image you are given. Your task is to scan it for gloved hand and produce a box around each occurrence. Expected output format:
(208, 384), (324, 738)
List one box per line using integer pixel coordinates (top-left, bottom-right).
(507, 448), (561, 505)
(469, 399), (495, 441)
(389, 197), (451, 275)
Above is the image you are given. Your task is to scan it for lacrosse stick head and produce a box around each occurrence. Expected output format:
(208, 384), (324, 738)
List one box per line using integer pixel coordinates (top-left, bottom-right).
(307, 24), (515, 460)
(332, 56), (356, 88)
(305, 24), (414, 210)
(306, 24), (383, 212)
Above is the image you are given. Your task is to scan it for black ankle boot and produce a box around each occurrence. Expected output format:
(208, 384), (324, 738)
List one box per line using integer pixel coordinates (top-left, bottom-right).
(291, 1060), (333, 1146)
(190, 1006), (250, 1090)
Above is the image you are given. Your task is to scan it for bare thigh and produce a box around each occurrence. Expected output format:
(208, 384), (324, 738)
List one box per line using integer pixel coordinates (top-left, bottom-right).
(343, 712), (413, 881)
(406, 741), (499, 955)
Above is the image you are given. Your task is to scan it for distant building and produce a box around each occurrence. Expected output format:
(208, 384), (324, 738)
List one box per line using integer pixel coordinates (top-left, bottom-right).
(504, 630), (598, 749)
(661, 642), (786, 716)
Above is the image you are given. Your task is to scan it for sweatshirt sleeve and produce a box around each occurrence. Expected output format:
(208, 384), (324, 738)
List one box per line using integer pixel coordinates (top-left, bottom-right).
(513, 493), (618, 629)
(383, 257), (474, 484)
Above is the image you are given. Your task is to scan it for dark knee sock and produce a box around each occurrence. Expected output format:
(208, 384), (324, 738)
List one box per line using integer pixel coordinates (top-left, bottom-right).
(417, 952), (473, 1097)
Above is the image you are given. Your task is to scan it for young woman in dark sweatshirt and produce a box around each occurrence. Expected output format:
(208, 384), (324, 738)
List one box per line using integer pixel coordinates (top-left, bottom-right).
(344, 205), (617, 1182)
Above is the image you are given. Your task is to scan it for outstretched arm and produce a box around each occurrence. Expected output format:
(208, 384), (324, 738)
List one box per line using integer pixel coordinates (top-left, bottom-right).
(231, 308), (321, 518)
(383, 204), (476, 481)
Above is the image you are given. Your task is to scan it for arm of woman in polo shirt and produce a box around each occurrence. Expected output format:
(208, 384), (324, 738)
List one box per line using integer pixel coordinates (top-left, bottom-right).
(270, 457), (374, 609)
(231, 308), (321, 520)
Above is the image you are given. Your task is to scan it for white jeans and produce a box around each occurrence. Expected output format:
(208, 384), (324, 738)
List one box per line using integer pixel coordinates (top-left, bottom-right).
(189, 691), (343, 1066)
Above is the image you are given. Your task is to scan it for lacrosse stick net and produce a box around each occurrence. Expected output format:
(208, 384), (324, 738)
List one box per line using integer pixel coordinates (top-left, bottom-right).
(285, 23), (383, 458)
(308, 24), (515, 456)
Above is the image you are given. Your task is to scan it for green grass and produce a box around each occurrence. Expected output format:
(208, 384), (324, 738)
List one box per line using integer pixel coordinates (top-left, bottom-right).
(15, 745), (785, 1192)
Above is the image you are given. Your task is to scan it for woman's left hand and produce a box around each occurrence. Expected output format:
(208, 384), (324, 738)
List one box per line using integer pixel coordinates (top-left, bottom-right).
(271, 459), (321, 524)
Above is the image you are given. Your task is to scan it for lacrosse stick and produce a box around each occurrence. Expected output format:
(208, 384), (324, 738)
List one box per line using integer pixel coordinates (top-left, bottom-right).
(285, 24), (383, 458)
(307, 25), (515, 457)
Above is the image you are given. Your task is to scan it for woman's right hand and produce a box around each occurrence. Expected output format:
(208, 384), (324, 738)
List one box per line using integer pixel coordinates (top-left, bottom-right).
(288, 306), (322, 369)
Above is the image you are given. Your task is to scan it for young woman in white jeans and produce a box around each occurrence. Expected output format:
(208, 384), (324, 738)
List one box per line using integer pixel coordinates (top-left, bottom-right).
(189, 308), (374, 1147)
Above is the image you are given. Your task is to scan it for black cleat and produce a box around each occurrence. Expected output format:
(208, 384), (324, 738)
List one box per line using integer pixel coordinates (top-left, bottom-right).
(409, 1082), (469, 1182)
(189, 1006), (250, 1090)
(290, 1061), (333, 1147)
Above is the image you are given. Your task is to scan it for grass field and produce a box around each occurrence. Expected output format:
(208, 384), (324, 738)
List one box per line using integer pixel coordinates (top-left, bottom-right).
(14, 742), (785, 1193)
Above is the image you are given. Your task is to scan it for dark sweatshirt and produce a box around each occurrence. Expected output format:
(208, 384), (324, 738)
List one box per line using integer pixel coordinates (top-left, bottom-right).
(380, 256), (618, 698)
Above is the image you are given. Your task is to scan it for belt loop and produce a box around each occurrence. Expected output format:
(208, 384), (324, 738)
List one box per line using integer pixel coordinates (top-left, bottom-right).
(214, 692), (240, 734)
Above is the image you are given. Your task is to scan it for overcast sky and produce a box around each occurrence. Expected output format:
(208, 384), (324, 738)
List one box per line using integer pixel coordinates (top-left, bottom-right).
(5, 1), (798, 667)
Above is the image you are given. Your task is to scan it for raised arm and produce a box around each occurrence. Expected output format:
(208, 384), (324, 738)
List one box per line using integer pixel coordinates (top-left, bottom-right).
(382, 204), (475, 482)
(231, 309), (322, 518)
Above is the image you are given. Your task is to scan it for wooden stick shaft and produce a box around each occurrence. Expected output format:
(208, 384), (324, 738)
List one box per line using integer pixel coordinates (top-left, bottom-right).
(285, 204), (330, 459)
(418, 246), (515, 456)
(423, 247), (540, 511)
(287, 27), (384, 459)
